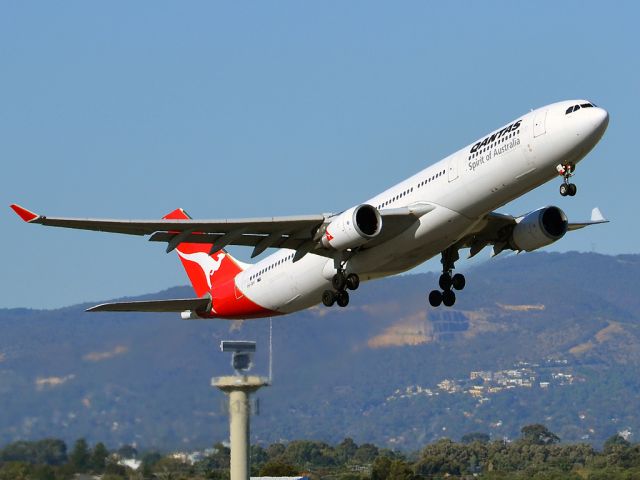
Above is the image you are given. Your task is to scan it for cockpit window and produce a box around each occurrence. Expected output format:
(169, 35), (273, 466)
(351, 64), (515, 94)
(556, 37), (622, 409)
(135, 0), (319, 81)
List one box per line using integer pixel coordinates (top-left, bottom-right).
(566, 102), (595, 115)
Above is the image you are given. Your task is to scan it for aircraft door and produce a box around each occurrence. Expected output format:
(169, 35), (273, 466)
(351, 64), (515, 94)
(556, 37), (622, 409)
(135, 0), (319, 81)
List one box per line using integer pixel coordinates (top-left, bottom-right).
(447, 154), (459, 182)
(533, 109), (547, 137)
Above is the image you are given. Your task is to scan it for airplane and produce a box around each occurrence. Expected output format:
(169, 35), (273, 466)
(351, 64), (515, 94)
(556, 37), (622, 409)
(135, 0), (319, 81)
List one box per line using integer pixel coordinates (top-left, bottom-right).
(11, 99), (609, 319)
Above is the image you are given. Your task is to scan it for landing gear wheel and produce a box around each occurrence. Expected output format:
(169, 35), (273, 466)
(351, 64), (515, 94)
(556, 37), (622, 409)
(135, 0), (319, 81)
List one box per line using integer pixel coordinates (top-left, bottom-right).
(336, 290), (350, 307)
(557, 163), (576, 197)
(439, 273), (452, 291)
(442, 289), (456, 307)
(452, 273), (466, 291)
(346, 273), (360, 291)
(322, 290), (336, 307)
(433, 248), (462, 307)
(429, 290), (443, 307)
(559, 183), (569, 196)
(332, 272), (346, 291)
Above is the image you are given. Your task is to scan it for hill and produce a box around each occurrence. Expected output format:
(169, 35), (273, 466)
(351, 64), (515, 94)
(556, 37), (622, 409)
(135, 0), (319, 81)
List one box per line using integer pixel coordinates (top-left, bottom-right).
(1, 251), (640, 451)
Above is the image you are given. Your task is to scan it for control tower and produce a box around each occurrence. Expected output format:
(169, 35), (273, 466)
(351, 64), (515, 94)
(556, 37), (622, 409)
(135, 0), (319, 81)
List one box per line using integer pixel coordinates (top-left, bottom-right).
(212, 341), (269, 480)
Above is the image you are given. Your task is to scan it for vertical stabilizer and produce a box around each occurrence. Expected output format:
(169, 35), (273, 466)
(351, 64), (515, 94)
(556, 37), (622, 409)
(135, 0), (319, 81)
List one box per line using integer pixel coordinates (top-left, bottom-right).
(163, 208), (244, 298)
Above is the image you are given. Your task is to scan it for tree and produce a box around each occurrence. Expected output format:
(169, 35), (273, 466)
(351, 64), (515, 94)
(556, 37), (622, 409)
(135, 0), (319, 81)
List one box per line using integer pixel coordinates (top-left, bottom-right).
(259, 460), (298, 476)
(104, 461), (128, 477)
(388, 459), (416, 480)
(371, 456), (391, 480)
(282, 440), (335, 467)
(336, 438), (358, 464)
(1, 441), (37, 464)
(0, 439), (66, 466)
(250, 445), (269, 466)
(603, 434), (631, 453)
(102, 475), (128, 480)
(116, 444), (138, 459)
(91, 442), (109, 472)
(35, 439), (67, 466)
(354, 443), (379, 464)
(69, 438), (91, 472)
(140, 451), (163, 478)
(266, 442), (286, 460)
(461, 432), (490, 444)
(30, 465), (56, 480)
(0, 461), (29, 480)
(520, 424), (560, 445)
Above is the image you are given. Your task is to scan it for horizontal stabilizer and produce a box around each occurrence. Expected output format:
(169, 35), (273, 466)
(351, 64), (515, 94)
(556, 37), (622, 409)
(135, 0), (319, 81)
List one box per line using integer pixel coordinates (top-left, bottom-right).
(87, 296), (211, 313)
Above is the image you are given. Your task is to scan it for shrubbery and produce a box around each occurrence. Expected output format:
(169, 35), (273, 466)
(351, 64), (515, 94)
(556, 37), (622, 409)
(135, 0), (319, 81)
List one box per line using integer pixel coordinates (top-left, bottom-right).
(1, 426), (640, 479)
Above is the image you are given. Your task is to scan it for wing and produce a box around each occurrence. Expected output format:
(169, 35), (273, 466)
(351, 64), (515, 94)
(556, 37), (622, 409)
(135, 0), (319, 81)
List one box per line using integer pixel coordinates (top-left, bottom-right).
(566, 207), (608, 231)
(10, 203), (433, 259)
(456, 207), (609, 258)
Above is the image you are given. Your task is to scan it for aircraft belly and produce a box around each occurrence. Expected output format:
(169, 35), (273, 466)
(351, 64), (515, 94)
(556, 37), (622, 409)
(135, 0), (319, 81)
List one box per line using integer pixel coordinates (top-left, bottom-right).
(267, 206), (476, 313)
(351, 205), (476, 276)
(247, 254), (329, 314)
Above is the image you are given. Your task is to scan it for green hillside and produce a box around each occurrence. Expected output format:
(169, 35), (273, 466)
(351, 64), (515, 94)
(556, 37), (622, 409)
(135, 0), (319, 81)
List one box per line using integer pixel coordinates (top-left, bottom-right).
(1, 252), (640, 451)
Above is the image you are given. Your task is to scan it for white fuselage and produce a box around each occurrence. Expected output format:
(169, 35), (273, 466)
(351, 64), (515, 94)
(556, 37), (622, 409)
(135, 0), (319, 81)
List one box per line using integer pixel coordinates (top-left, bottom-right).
(236, 100), (609, 314)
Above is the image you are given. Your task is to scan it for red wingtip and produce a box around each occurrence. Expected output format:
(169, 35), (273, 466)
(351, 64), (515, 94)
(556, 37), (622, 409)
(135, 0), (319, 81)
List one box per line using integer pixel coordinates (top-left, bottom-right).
(10, 204), (39, 223)
(163, 208), (192, 220)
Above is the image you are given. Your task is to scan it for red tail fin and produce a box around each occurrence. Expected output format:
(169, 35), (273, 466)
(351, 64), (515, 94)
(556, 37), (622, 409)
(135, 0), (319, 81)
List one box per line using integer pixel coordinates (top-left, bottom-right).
(163, 208), (244, 298)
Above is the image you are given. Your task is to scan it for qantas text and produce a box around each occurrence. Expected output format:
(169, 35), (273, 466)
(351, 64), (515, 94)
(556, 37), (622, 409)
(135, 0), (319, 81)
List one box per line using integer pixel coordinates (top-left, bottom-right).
(470, 120), (522, 154)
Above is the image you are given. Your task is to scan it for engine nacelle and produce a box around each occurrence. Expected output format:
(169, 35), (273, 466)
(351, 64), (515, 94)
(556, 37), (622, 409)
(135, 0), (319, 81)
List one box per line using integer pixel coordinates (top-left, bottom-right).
(510, 206), (568, 252)
(321, 204), (382, 250)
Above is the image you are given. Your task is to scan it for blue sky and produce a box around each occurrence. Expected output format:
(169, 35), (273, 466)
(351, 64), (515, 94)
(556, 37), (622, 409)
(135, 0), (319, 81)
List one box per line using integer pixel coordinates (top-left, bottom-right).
(1, 1), (637, 309)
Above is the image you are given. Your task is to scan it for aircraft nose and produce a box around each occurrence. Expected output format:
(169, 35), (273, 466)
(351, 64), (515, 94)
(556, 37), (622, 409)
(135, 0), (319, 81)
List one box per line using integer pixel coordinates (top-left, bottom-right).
(592, 107), (609, 136)
(571, 104), (609, 145)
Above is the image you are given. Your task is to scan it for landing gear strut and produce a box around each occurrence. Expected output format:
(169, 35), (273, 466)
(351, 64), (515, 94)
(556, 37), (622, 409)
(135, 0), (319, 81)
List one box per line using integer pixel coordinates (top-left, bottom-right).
(557, 164), (577, 197)
(429, 247), (465, 308)
(323, 264), (359, 308)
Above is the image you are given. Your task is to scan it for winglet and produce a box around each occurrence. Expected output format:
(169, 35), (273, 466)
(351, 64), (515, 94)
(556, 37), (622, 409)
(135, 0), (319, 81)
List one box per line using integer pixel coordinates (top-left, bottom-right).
(10, 204), (39, 223)
(591, 207), (606, 223)
(567, 207), (609, 231)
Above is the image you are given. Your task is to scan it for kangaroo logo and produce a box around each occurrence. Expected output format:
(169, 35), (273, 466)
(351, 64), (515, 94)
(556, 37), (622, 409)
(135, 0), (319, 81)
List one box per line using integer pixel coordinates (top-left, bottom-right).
(176, 249), (226, 290)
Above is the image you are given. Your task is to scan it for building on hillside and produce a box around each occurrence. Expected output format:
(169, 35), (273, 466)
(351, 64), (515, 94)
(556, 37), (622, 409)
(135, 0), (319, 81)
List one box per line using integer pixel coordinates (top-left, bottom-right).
(437, 379), (461, 393)
(470, 371), (493, 382)
(118, 457), (142, 470)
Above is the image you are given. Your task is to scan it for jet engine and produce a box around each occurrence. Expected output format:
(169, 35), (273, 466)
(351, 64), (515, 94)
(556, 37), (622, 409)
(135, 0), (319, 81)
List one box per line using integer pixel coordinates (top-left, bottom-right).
(510, 206), (568, 252)
(321, 204), (382, 250)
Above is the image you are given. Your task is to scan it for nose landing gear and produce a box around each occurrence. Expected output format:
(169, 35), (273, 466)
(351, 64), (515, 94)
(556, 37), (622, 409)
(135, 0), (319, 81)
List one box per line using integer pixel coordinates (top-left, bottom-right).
(429, 247), (465, 308)
(557, 164), (577, 197)
(322, 268), (360, 308)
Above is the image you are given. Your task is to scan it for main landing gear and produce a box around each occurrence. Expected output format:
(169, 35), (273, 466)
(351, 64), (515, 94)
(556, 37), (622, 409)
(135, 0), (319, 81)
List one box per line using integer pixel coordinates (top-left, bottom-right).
(322, 269), (360, 308)
(557, 163), (577, 197)
(429, 247), (465, 308)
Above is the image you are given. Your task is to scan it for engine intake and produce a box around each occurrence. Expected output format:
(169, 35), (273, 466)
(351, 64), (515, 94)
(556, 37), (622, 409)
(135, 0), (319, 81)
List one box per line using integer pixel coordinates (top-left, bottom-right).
(321, 204), (382, 250)
(510, 206), (568, 252)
